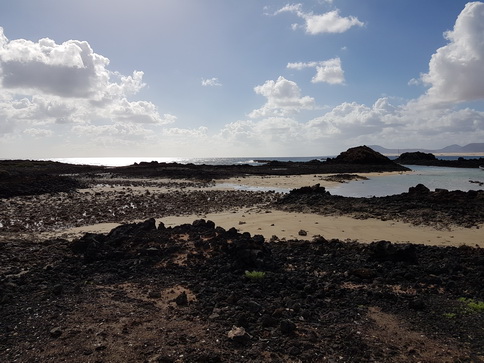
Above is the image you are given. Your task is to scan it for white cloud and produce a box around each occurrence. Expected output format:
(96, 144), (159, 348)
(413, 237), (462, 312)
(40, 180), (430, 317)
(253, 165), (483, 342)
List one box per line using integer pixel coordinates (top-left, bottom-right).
(201, 77), (222, 87)
(70, 122), (157, 151)
(220, 117), (303, 142)
(303, 96), (484, 148)
(249, 76), (315, 118)
(419, 2), (484, 105)
(287, 58), (345, 84)
(23, 128), (53, 138)
(0, 29), (109, 98)
(276, 4), (364, 34)
(221, 95), (484, 155)
(109, 99), (176, 124)
(307, 99), (398, 139)
(216, 117), (314, 155)
(0, 27), (172, 138)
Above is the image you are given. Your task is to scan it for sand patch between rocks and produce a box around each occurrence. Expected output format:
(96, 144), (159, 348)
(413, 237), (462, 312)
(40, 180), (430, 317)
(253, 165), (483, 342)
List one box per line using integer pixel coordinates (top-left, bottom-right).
(48, 208), (484, 248)
(364, 307), (468, 362)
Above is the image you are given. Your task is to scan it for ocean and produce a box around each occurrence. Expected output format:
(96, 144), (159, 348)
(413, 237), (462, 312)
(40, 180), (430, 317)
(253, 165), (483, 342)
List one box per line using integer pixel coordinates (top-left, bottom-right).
(329, 165), (484, 197)
(46, 155), (480, 167)
(46, 156), (329, 167)
(45, 156), (484, 197)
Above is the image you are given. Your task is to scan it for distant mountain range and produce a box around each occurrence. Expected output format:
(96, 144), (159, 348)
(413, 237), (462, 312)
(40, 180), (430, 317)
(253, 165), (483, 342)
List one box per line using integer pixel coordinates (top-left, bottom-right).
(369, 143), (484, 155)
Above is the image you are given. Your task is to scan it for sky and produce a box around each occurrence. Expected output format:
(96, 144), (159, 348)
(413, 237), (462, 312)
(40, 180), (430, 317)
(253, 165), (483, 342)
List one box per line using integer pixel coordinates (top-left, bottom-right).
(1, 0), (484, 158)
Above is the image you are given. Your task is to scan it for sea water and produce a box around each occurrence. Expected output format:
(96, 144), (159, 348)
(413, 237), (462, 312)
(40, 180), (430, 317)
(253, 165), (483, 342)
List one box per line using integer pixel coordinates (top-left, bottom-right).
(327, 165), (484, 197)
(44, 156), (484, 197)
(46, 156), (327, 166)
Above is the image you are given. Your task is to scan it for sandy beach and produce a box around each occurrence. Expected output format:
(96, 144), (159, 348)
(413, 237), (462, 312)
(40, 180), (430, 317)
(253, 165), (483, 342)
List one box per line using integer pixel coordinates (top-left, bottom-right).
(52, 208), (484, 248)
(37, 171), (483, 248)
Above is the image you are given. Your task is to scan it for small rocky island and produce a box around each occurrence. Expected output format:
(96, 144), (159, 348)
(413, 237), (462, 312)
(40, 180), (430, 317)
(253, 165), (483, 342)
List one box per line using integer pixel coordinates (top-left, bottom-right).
(395, 151), (484, 168)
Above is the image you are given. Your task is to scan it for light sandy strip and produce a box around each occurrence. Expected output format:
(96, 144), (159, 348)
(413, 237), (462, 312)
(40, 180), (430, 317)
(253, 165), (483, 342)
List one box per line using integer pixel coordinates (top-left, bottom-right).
(50, 209), (483, 248)
(159, 209), (483, 248)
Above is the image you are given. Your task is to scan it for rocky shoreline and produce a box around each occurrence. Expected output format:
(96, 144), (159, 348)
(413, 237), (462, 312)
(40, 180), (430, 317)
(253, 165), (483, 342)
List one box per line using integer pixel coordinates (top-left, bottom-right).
(276, 184), (484, 229)
(1, 146), (484, 362)
(0, 146), (409, 199)
(395, 151), (484, 168)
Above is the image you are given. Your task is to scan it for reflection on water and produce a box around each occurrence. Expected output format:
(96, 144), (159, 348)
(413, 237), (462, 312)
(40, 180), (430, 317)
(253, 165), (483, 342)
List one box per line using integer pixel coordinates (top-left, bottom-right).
(218, 166), (484, 197)
(327, 166), (484, 197)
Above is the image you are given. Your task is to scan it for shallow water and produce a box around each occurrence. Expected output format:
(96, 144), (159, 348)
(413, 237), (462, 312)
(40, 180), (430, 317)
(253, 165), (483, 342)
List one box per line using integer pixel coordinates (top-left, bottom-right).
(39, 157), (484, 197)
(328, 165), (484, 197)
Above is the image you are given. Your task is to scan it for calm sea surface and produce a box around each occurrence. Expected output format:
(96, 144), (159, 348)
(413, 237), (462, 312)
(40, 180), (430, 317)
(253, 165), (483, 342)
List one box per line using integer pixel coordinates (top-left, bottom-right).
(328, 165), (484, 197)
(47, 156), (327, 166)
(45, 156), (484, 197)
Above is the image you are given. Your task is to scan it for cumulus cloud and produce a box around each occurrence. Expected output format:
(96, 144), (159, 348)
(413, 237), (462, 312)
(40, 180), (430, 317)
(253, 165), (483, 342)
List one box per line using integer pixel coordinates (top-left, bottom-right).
(109, 99), (176, 124)
(249, 76), (315, 118)
(201, 77), (222, 87)
(0, 30), (109, 98)
(23, 128), (53, 138)
(307, 98), (401, 139)
(162, 126), (208, 137)
(221, 95), (484, 155)
(303, 96), (484, 148)
(70, 122), (158, 151)
(220, 117), (303, 143)
(0, 27), (172, 139)
(287, 58), (345, 84)
(72, 122), (153, 137)
(419, 2), (484, 105)
(216, 117), (313, 155)
(276, 4), (364, 34)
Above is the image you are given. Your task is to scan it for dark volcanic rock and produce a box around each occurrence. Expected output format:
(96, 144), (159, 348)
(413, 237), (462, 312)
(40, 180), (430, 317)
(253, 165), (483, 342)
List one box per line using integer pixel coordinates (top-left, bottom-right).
(368, 240), (418, 264)
(395, 152), (484, 168)
(276, 184), (484, 228)
(0, 160), (103, 198)
(287, 183), (329, 196)
(1, 220), (484, 362)
(0, 174), (85, 198)
(107, 218), (157, 239)
(396, 151), (437, 163)
(109, 146), (409, 179)
(408, 183), (430, 195)
(0, 147), (409, 199)
(327, 145), (396, 165)
(175, 291), (189, 306)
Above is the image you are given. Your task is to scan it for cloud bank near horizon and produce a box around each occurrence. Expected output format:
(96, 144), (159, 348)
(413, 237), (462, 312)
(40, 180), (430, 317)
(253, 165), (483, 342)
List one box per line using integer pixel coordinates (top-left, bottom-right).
(1, 2), (484, 157)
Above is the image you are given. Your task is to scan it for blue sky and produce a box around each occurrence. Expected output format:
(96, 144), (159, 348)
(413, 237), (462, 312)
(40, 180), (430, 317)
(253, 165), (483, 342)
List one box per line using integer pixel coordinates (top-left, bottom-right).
(1, 0), (483, 158)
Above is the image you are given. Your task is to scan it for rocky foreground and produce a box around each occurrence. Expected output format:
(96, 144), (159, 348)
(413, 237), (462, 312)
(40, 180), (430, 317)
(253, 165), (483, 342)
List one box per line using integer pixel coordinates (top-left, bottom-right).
(1, 218), (483, 362)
